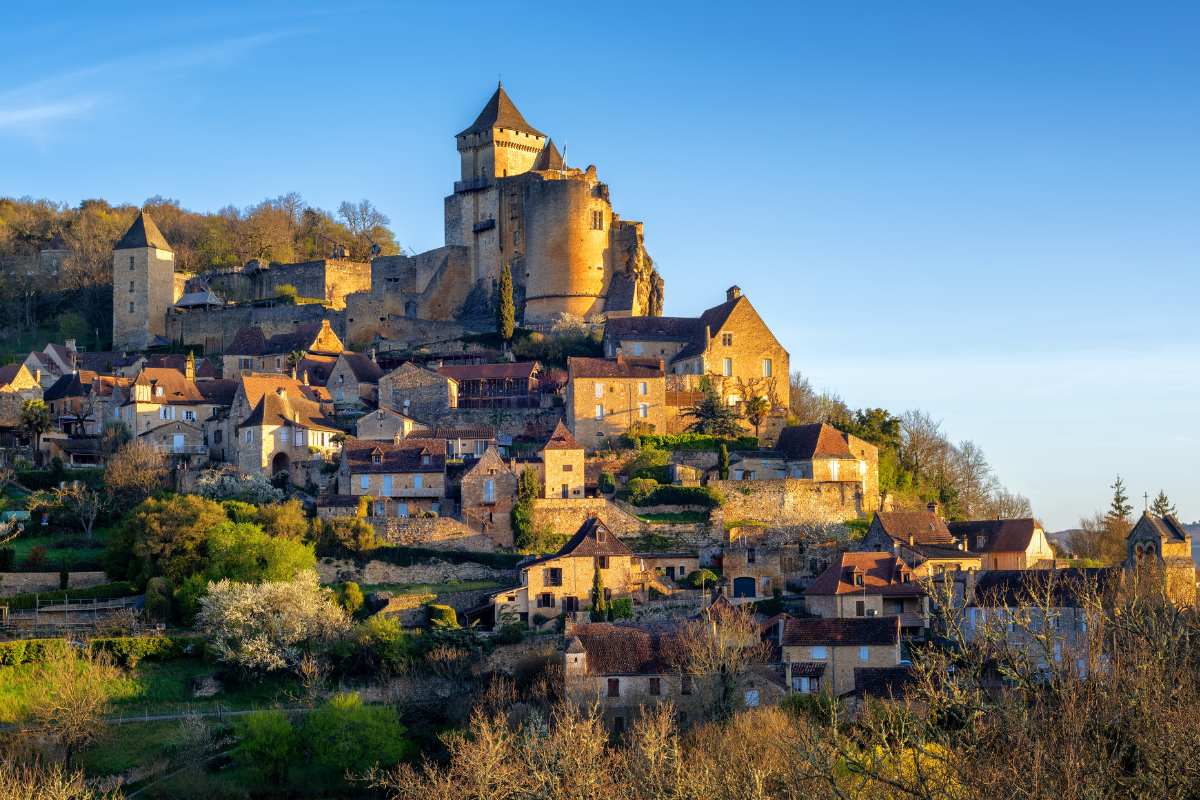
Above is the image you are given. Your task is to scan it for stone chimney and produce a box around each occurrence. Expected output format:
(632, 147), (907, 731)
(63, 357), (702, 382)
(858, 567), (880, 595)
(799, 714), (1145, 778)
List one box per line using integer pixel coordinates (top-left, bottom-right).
(927, 501), (938, 514)
(726, 286), (741, 302)
(65, 339), (76, 352)
(34, 369), (40, 386)
(276, 387), (287, 400)
(776, 616), (785, 645)
(185, 351), (195, 381)
(303, 370), (309, 385)
(393, 431), (403, 444)
(908, 534), (915, 547)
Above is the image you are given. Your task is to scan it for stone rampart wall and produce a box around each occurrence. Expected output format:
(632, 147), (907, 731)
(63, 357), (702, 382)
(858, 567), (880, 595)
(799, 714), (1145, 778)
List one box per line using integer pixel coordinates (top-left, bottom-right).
(0, 572), (111, 597)
(387, 316), (466, 349)
(426, 407), (565, 439)
(713, 478), (865, 529)
(366, 516), (496, 552)
(315, 558), (516, 586)
(533, 497), (644, 535)
(167, 304), (346, 353)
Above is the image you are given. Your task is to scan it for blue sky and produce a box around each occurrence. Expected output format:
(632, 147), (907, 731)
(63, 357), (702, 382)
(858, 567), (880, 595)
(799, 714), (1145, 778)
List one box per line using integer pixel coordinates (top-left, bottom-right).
(3, 2), (1197, 530)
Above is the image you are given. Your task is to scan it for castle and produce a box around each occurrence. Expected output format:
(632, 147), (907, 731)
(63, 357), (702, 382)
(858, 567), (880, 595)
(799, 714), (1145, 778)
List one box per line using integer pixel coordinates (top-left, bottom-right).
(118, 84), (664, 353)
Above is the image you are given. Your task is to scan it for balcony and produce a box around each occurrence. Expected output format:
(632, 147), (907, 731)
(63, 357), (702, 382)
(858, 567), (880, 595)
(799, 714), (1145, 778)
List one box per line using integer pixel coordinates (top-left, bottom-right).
(454, 177), (490, 193)
(472, 218), (496, 233)
(155, 444), (208, 455)
(376, 487), (444, 498)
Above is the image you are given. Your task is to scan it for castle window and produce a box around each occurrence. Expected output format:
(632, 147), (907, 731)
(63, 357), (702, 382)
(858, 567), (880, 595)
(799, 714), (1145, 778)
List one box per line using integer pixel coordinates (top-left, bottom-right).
(722, 358), (732, 377)
(513, 230), (520, 245)
(129, 257), (135, 270)
(722, 333), (733, 346)
(129, 281), (135, 293)
(591, 211), (604, 230)
(129, 303), (135, 314)
(762, 358), (772, 377)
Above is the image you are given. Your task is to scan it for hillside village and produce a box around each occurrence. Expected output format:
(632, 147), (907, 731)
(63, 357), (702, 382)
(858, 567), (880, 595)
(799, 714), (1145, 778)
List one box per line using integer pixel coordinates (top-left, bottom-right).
(0, 86), (1197, 798)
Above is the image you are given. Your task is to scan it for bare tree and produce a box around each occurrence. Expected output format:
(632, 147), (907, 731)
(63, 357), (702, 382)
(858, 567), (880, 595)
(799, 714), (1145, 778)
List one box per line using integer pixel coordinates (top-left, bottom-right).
(30, 644), (118, 767)
(982, 486), (1034, 520)
(104, 439), (170, 508)
(44, 484), (109, 541)
(1066, 511), (1130, 563)
(899, 408), (949, 484)
(668, 607), (772, 722)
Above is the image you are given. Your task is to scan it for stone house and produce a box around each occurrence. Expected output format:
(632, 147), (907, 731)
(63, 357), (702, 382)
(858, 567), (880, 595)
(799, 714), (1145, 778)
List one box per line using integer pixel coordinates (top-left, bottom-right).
(294, 352), (339, 387)
(43, 371), (99, 435)
(948, 518), (1057, 571)
(773, 616), (902, 696)
(144, 353), (219, 381)
(222, 321), (343, 377)
(409, 427), (497, 459)
(377, 362), (458, 421)
(1122, 512), (1196, 604)
(564, 356), (665, 447)
(141, 420), (206, 457)
(114, 368), (214, 439)
(194, 379), (239, 461)
(0, 364), (43, 430)
(493, 517), (633, 627)
(720, 538), (801, 601)
(437, 361), (543, 407)
(634, 553), (700, 584)
(860, 506), (982, 577)
(803, 552), (929, 640)
(316, 495), (362, 520)
(776, 423), (879, 501)
(705, 449), (787, 481)
(235, 384), (342, 480)
(215, 374), (334, 468)
(604, 286), (790, 412)
(539, 420), (585, 498)
(355, 407), (426, 441)
(337, 437), (448, 517)
(460, 445), (519, 547)
(327, 351), (385, 408)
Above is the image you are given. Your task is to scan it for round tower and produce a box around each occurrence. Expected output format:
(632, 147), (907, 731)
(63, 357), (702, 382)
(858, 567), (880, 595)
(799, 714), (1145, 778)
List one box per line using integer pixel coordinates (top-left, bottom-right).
(522, 177), (612, 325)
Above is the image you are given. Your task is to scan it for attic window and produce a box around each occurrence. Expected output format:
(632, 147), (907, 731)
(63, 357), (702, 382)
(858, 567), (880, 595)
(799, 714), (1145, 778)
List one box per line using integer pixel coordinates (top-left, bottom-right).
(155, 387), (163, 396)
(902, 573), (911, 583)
(597, 526), (606, 543)
(372, 454), (382, 464)
(977, 536), (986, 549)
(422, 454), (430, 465)
(854, 573), (864, 587)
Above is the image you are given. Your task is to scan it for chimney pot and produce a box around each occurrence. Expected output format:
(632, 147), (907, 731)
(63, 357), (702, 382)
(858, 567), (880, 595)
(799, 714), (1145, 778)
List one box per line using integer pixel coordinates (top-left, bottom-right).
(909, 534), (915, 547)
(726, 286), (741, 302)
(927, 501), (938, 514)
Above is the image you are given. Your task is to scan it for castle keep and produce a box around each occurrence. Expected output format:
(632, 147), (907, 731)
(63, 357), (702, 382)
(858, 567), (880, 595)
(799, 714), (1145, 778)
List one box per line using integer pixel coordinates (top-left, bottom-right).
(138, 84), (664, 350)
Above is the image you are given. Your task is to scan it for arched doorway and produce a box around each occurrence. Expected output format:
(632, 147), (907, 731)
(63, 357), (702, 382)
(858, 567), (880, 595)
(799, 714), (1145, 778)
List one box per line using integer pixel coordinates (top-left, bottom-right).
(732, 577), (756, 598)
(272, 452), (290, 476)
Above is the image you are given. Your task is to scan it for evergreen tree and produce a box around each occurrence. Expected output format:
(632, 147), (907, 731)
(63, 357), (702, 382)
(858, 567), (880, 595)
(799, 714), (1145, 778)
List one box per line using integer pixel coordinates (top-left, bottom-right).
(59, 555), (69, 590)
(590, 563), (607, 622)
(1150, 489), (1176, 518)
(495, 262), (515, 343)
(717, 444), (729, 480)
(681, 377), (743, 438)
(1108, 474), (1133, 522)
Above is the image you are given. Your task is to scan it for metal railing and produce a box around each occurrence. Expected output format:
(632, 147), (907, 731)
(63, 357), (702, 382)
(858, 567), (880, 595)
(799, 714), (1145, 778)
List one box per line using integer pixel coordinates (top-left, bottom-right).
(154, 444), (208, 455)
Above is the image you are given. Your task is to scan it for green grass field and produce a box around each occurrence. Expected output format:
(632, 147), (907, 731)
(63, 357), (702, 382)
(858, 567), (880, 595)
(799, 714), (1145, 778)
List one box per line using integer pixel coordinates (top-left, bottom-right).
(2, 528), (112, 572)
(634, 511), (708, 524)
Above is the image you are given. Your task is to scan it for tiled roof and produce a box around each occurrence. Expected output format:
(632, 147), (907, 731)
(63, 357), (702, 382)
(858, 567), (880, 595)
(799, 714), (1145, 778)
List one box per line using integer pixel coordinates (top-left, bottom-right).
(1132, 512), (1192, 543)
(114, 211), (172, 252)
(342, 438), (448, 474)
(948, 518), (1041, 555)
(91, 376), (132, 398)
(261, 323), (334, 357)
(42, 231), (69, 251)
(908, 543), (978, 561)
(804, 553), (922, 597)
(541, 420), (582, 451)
(144, 354), (218, 378)
(523, 517), (632, 569)
(530, 138), (563, 171)
(781, 617), (900, 647)
(198, 379), (239, 408)
(854, 666), (918, 699)
(874, 511), (955, 546)
(568, 621), (687, 675)
(73, 351), (127, 373)
(0, 366), (24, 387)
(337, 351), (384, 384)
(437, 362), (540, 381)
(409, 428), (495, 440)
(790, 661), (828, 678)
(136, 368), (205, 404)
(604, 316), (703, 342)
(671, 297), (742, 362)
(238, 386), (341, 432)
(296, 353), (338, 386)
(567, 356), (664, 379)
(226, 327), (267, 356)
(240, 374), (317, 411)
(777, 424), (855, 461)
(457, 83), (545, 138)
(971, 567), (1122, 608)
(44, 372), (97, 401)
(317, 495), (361, 508)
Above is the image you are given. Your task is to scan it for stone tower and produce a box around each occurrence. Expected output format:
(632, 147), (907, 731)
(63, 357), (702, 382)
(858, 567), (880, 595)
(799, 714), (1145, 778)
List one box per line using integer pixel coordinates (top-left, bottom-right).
(112, 211), (177, 351)
(444, 84), (662, 326)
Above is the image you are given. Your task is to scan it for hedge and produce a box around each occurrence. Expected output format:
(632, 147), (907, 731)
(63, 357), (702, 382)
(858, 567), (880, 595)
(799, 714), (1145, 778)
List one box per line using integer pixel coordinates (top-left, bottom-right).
(0, 635), (204, 666)
(426, 604), (459, 628)
(365, 545), (524, 571)
(638, 434), (758, 452)
(16, 468), (106, 492)
(609, 597), (633, 619)
(627, 485), (724, 510)
(1, 581), (140, 611)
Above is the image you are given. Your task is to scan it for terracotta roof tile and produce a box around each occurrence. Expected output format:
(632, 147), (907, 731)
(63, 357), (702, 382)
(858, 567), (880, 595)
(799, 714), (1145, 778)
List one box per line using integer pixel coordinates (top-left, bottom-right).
(949, 519), (1041, 555)
(135, 368), (205, 403)
(777, 424), (855, 461)
(523, 517), (632, 569)
(343, 438), (447, 474)
(854, 666), (918, 699)
(874, 511), (955, 546)
(781, 617), (899, 647)
(569, 621), (687, 675)
(803, 552), (922, 597)
(237, 385), (341, 432)
(568, 356), (664, 379)
(438, 362), (541, 381)
(409, 428), (496, 440)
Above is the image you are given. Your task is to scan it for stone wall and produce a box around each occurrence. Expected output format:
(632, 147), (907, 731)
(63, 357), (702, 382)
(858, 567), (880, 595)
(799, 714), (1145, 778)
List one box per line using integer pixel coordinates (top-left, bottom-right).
(367, 516), (497, 552)
(483, 635), (563, 676)
(387, 316), (466, 349)
(425, 407), (565, 439)
(315, 558), (515, 586)
(712, 478), (866, 534)
(168, 303), (346, 353)
(0, 572), (110, 597)
(532, 497), (644, 535)
(378, 364), (457, 422)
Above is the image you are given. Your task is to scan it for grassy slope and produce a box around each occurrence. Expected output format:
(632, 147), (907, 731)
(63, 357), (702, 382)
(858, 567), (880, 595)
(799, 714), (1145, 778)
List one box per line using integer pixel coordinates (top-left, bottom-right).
(2, 529), (112, 573)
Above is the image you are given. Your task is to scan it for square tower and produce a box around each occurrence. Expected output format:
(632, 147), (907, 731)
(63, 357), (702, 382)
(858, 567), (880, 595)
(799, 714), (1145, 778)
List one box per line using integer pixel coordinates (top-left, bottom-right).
(113, 211), (176, 351)
(454, 82), (546, 182)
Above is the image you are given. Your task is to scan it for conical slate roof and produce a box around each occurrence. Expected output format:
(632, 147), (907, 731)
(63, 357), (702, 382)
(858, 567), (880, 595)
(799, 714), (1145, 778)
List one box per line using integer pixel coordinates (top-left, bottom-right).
(114, 211), (172, 252)
(531, 138), (564, 171)
(457, 83), (544, 138)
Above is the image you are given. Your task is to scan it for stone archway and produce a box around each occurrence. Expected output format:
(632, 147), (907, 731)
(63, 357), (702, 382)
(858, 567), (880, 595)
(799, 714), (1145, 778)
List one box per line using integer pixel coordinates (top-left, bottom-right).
(272, 451), (290, 476)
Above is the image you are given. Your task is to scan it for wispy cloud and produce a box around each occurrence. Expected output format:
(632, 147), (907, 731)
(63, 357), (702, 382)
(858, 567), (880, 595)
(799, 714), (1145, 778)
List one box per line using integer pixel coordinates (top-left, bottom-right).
(0, 99), (98, 130)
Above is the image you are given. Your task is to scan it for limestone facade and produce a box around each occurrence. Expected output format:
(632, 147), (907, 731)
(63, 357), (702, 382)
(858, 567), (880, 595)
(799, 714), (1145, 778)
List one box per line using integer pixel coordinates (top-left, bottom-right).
(459, 446), (519, 547)
(539, 420), (585, 499)
(0, 364), (43, 428)
(354, 408), (426, 441)
(112, 212), (181, 352)
(377, 363), (458, 422)
(776, 616), (902, 696)
(564, 357), (666, 447)
(337, 438), (449, 516)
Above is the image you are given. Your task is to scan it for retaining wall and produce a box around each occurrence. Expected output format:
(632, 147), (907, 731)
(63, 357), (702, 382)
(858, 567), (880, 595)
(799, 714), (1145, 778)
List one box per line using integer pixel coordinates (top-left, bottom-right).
(366, 516), (496, 552)
(0, 572), (110, 597)
(315, 558), (516, 586)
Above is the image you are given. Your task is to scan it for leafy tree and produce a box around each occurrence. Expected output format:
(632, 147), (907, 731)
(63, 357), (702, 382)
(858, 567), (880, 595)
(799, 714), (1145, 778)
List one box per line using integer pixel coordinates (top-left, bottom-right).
(495, 262), (515, 342)
(236, 710), (299, 783)
(58, 311), (91, 345)
(255, 499), (308, 540)
(307, 692), (414, 771)
(590, 564), (608, 622)
(19, 398), (52, 456)
(1108, 474), (1133, 522)
(628, 447), (670, 482)
(103, 494), (229, 585)
(717, 444), (729, 480)
(744, 395), (770, 438)
(833, 407), (902, 451)
(275, 283), (298, 304)
(204, 521), (316, 583)
(681, 378), (743, 438)
(339, 581), (365, 616)
(1150, 489), (1176, 518)
(43, 484), (109, 541)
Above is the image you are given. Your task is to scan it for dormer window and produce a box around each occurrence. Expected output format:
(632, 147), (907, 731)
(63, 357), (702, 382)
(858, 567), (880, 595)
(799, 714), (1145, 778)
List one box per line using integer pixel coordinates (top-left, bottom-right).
(854, 572), (865, 587)
(155, 386), (163, 397)
(977, 536), (986, 549)
(597, 526), (606, 543)
(902, 572), (911, 583)
(422, 454), (430, 465)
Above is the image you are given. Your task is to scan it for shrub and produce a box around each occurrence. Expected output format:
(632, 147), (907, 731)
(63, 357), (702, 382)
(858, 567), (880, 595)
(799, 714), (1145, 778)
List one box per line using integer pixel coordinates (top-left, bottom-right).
(627, 478), (659, 503)
(0, 638), (69, 666)
(145, 576), (174, 622)
(307, 692), (415, 771)
(684, 568), (719, 589)
(609, 597), (633, 619)
(275, 283), (298, 304)
(91, 635), (204, 667)
(426, 604), (458, 629)
(498, 623), (525, 644)
(637, 434), (758, 451)
(0, 547), (14, 571)
(598, 472), (616, 494)
(1, 581), (139, 611)
(628, 448), (671, 482)
(175, 574), (208, 624)
(236, 710), (299, 782)
(339, 581), (365, 616)
(336, 614), (413, 676)
(59, 556), (68, 590)
(28, 545), (46, 566)
(627, 484), (724, 509)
